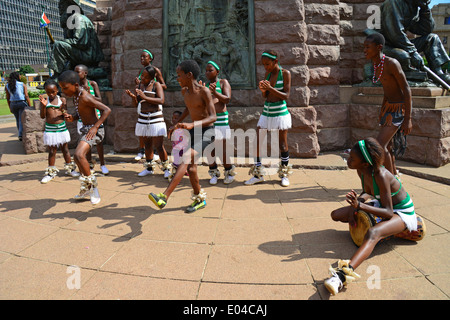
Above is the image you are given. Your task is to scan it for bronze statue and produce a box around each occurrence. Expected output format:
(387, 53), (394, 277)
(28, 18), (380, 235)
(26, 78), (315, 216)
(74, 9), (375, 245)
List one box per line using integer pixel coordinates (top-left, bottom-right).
(48, 0), (104, 76)
(380, 0), (450, 85)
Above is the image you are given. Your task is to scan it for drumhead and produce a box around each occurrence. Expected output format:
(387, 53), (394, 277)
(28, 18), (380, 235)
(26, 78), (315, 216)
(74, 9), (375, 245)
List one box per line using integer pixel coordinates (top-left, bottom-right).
(349, 210), (375, 247)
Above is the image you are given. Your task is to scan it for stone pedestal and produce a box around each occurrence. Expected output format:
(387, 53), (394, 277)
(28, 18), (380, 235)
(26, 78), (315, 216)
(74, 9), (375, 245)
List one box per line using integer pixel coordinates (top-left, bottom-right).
(108, 0), (320, 158)
(349, 86), (450, 167)
(352, 86), (450, 109)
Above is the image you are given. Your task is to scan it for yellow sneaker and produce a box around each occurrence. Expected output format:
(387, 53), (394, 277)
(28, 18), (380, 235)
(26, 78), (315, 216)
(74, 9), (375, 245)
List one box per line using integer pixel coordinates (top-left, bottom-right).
(148, 192), (167, 209)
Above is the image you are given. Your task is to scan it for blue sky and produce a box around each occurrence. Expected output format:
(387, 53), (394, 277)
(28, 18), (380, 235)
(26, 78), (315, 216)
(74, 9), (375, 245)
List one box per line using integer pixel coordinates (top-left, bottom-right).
(430, 0), (449, 8)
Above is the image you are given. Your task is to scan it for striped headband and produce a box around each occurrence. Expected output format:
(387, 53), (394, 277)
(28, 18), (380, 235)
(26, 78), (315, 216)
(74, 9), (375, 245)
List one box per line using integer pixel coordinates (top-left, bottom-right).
(262, 52), (277, 60)
(143, 49), (153, 60)
(358, 140), (373, 166)
(207, 61), (220, 71)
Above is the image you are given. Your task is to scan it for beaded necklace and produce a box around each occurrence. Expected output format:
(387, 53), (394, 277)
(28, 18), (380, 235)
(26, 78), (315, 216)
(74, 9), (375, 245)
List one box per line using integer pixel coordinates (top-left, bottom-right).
(372, 54), (385, 83)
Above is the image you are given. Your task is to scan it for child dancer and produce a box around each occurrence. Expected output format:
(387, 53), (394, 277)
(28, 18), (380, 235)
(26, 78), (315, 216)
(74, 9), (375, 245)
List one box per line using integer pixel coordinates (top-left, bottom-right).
(61, 71), (111, 205)
(245, 50), (293, 187)
(168, 110), (189, 181)
(125, 66), (171, 178)
(324, 137), (419, 295)
(134, 49), (167, 161)
(364, 33), (412, 175)
(204, 61), (236, 185)
(148, 60), (216, 213)
(74, 64), (109, 175)
(39, 79), (79, 183)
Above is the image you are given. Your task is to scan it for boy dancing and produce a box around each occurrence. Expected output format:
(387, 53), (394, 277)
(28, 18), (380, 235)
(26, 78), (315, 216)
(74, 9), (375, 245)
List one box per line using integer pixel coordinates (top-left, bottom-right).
(60, 70), (111, 205)
(148, 60), (216, 213)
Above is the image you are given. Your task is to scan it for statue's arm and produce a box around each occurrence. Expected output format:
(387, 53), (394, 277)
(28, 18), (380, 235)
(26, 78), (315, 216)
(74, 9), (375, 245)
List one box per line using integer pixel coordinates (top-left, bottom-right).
(381, 1), (415, 54)
(409, 6), (435, 36)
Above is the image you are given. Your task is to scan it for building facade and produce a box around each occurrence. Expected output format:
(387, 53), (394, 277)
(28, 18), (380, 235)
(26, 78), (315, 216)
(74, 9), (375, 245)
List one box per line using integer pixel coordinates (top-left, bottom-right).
(0, 0), (96, 73)
(432, 3), (450, 55)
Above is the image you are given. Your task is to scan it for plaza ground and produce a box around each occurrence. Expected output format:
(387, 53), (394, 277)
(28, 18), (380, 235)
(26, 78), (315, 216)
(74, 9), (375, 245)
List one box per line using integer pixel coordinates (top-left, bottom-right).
(0, 119), (449, 300)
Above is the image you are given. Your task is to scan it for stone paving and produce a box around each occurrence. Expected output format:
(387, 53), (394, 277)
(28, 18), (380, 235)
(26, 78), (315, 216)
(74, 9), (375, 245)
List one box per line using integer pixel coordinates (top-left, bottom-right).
(0, 121), (449, 300)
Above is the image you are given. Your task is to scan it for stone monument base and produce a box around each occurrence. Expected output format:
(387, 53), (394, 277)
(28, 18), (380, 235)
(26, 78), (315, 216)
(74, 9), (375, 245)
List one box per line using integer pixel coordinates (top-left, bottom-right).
(349, 86), (450, 167)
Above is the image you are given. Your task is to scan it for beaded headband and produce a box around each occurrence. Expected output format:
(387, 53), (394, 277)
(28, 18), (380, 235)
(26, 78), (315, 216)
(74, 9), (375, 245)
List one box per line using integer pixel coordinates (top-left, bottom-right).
(262, 52), (277, 60)
(207, 61), (220, 71)
(358, 140), (373, 166)
(142, 49), (153, 60)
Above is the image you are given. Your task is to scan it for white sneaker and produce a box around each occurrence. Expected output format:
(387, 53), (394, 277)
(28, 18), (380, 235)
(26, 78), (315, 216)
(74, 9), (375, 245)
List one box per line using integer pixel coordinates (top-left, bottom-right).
(90, 187), (101, 205)
(281, 177), (290, 187)
(209, 175), (218, 185)
(163, 169), (171, 179)
(244, 176), (264, 185)
(41, 175), (55, 184)
(74, 189), (91, 200)
(153, 154), (160, 162)
(100, 165), (109, 175)
(135, 152), (144, 161)
(69, 170), (80, 177)
(324, 270), (343, 296)
(138, 168), (153, 177)
(223, 175), (235, 185)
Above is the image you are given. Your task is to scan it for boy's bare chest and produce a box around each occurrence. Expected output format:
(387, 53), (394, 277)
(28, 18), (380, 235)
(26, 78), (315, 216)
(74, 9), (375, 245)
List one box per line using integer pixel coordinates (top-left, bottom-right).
(185, 93), (207, 120)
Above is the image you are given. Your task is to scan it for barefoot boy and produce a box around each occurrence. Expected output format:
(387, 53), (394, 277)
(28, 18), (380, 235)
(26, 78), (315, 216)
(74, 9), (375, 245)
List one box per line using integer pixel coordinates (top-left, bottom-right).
(60, 70), (111, 205)
(364, 33), (412, 175)
(148, 60), (216, 213)
(75, 64), (109, 175)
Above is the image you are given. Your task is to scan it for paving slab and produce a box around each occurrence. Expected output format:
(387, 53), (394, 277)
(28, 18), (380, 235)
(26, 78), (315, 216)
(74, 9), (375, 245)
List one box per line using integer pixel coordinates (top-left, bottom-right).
(0, 121), (449, 301)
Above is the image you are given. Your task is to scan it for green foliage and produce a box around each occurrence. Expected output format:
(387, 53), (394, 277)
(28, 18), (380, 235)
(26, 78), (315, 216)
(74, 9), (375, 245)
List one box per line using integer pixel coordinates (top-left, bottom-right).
(0, 99), (11, 116)
(28, 90), (46, 99)
(19, 65), (35, 75)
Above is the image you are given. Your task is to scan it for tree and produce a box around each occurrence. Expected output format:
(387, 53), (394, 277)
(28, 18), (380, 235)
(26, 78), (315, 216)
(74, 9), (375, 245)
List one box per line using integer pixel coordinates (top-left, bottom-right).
(19, 65), (35, 75)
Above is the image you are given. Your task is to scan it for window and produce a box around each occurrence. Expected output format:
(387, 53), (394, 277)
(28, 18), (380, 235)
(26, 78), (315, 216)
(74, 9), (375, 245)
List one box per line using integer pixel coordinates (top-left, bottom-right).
(445, 16), (450, 25)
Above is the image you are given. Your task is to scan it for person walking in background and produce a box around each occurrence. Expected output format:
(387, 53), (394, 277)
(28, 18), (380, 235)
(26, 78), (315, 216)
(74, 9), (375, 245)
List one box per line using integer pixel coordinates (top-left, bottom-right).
(5, 72), (31, 141)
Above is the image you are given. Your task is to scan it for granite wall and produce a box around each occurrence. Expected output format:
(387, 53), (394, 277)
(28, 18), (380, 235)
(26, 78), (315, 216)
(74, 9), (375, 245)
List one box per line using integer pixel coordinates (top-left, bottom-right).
(105, 0), (322, 158)
(22, 0), (450, 167)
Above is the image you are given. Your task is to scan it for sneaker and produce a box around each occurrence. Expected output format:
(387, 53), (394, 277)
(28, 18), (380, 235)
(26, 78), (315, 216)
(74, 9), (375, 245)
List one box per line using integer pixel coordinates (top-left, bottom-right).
(74, 189), (91, 200)
(148, 192), (167, 209)
(138, 169), (153, 177)
(153, 154), (160, 162)
(69, 170), (80, 177)
(40, 175), (55, 184)
(324, 269), (344, 296)
(90, 187), (101, 205)
(223, 175), (235, 185)
(209, 175), (218, 185)
(185, 200), (206, 213)
(281, 177), (290, 187)
(163, 169), (171, 179)
(244, 176), (264, 185)
(100, 165), (109, 175)
(134, 152), (144, 161)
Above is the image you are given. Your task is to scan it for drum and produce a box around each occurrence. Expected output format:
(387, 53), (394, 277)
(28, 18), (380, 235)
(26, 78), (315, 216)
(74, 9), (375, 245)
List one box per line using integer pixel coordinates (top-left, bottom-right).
(394, 214), (426, 242)
(349, 210), (426, 247)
